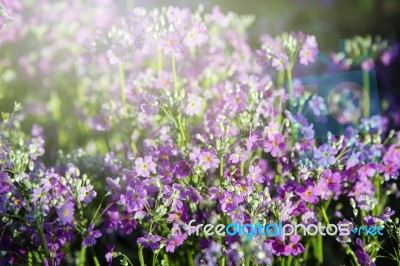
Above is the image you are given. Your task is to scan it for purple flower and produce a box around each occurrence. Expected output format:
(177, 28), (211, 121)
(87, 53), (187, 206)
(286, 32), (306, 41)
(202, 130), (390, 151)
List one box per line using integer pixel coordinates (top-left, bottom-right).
(308, 95), (327, 116)
(57, 201), (75, 225)
(346, 151), (361, 170)
(286, 235), (305, 256)
(90, 111), (111, 131)
(264, 134), (286, 157)
(160, 32), (181, 55)
(105, 245), (115, 265)
(355, 238), (375, 266)
(78, 185), (97, 204)
(184, 94), (203, 116)
(184, 23), (208, 48)
(299, 35), (318, 65)
(229, 147), (248, 164)
(199, 151), (220, 170)
(120, 186), (147, 213)
(135, 156), (156, 177)
(271, 53), (289, 71)
(83, 224), (102, 247)
(361, 59), (375, 71)
(174, 160), (191, 179)
(219, 191), (243, 213)
(247, 165), (263, 184)
(166, 233), (187, 253)
(314, 144), (336, 167)
(137, 234), (162, 251)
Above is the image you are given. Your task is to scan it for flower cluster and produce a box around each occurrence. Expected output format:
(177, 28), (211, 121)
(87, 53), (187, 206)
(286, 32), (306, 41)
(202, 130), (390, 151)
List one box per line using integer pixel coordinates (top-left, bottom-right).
(1, 2), (400, 266)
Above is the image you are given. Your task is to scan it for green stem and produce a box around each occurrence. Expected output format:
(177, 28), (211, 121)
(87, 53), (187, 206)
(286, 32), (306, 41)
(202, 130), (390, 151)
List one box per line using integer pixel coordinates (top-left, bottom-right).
(177, 114), (186, 146)
(38, 225), (51, 265)
(138, 246), (145, 266)
(245, 256), (250, 266)
(157, 48), (163, 73)
(91, 247), (101, 266)
(277, 70), (285, 87)
(362, 70), (370, 118)
(220, 155), (224, 178)
(286, 67), (293, 106)
(317, 234), (323, 265)
(119, 63), (126, 106)
(79, 246), (86, 266)
(321, 207), (330, 224)
(171, 53), (178, 97)
(221, 256), (225, 266)
(240, 161), (245, 176)
(28, 251), (33, 266)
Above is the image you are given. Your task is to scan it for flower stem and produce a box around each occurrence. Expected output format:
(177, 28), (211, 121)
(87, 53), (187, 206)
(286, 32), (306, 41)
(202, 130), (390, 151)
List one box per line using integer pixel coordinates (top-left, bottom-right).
(157, 48), (163, 73)
(362, 70), (370, 118)
(277, 70), (285, 87)
(119, 62), (126, 106)
(286, 67), (293, 106)
(79, 246), (86, 266)
(138, 245), (145, 266)
(38, 225), (51, 265)
(91, 247), (101, 266)
(177, 113), (186, 146)
(220, 155), (224, 178)
(171, 53), (178, 97)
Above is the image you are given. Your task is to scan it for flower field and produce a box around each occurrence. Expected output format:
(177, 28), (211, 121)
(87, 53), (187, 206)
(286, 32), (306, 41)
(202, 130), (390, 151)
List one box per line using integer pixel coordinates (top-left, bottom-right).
(1, 1), (400, 265)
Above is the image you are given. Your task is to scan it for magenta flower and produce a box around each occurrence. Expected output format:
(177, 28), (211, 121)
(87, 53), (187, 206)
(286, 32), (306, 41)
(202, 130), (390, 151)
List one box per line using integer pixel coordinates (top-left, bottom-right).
(286, 235), (305, 256)
(264, 134), (286, 157)
(219, 191), (243, 213)
(57, 201), (75, 225)
(135, 156), (156, 177)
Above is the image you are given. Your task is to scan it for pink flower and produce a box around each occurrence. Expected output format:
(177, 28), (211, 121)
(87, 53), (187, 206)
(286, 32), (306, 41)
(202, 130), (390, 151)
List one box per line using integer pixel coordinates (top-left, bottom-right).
(199, 151), (220, 170)
(264, 134), (286, 157)
(159, 32), (181, 55)
(247, 165), (263, 184)
(184, 23), (208, 48)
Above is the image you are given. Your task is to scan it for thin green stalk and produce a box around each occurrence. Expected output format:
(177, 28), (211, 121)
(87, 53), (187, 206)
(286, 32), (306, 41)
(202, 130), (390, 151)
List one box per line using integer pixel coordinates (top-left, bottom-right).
(277, 70), (285, 88)
(89, 247), (101, 266)
(317, 234), (323, 265)
(171, 53), (178, 97)
(28, 251), (33, 266)
(286, 67), (293, 106)
(119, 63), (126, 106)
(321, 207), (330, 224)
(220, 156), (224, 178)
(79, 246), (86, 266)
(362, 70), (370, 117)
(38, 225), (51, 265)
(157, 48), (163, 73)
(240, 161), (245, 176)
(221, 256), (225, 266)
(138, 246), (145, 266)
(177, 114), (186, 146)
